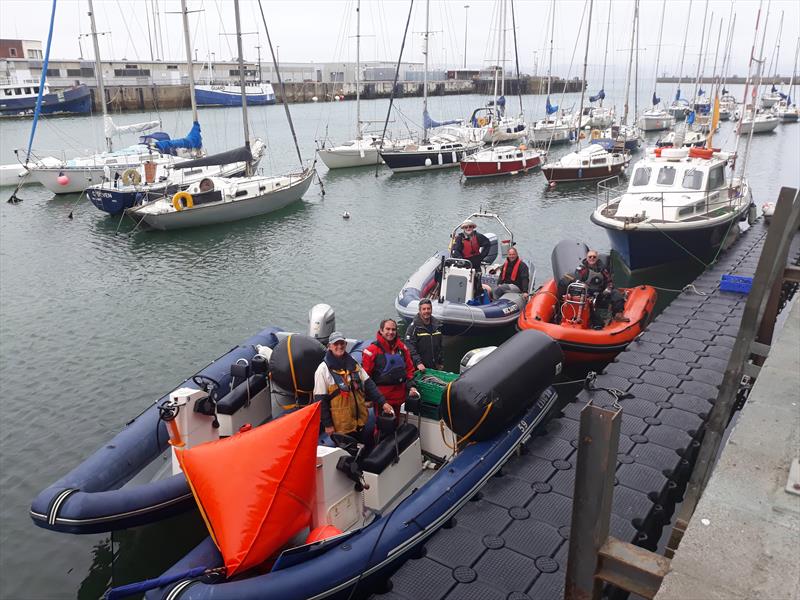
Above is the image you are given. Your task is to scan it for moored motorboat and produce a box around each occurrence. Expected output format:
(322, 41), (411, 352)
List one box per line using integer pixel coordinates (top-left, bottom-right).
(395, 212), (533, 334)
(131, 330), (562, 600)
(195, 83), (276, 107)
(0, 80), (91, 117)
(459, 144), (544, 179)
(591, 145), (753, 271)
(518, 241), (656, 363)
(542, 144), (629, 183)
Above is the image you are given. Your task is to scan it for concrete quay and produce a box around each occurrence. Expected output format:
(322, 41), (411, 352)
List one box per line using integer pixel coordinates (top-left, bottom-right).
(656, 299), (800, 600)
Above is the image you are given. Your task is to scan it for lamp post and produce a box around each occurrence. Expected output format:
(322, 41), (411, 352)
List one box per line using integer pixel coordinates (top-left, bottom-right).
(463, 4), (470, 69)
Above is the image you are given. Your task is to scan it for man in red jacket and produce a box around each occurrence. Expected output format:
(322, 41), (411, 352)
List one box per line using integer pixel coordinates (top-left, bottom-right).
(362, 319), (418, 423)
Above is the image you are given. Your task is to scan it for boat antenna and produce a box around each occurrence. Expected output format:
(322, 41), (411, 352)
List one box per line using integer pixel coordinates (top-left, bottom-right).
(510, 0), (523, 117)
(179, 0), (200, 128)
(257, 0), (304, 168)
(87, 0), (111, 152)
(376, 0), (415, 177)
(650, 0), (667, 108)
(233, 0), (252, 175)
(575, 0), (594, 149)
(422, 0), (430, 143)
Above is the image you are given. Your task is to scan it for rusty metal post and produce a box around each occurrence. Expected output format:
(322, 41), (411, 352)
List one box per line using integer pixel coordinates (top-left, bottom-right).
(674, 187), (799, 531)
(564, 402), (622, 600)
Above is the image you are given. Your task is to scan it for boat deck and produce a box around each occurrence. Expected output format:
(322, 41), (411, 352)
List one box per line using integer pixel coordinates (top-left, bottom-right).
(374, 222), (799, 600)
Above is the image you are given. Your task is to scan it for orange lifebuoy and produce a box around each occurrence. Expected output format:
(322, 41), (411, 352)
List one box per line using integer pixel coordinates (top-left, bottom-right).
(688, 147), (714, 159)
(172, 191), (194, 211)
(654, 147), (662, 157)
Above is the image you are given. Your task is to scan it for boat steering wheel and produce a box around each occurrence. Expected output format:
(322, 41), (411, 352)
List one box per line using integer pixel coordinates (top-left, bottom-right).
(192, 374), (220, 393)
(330, 433), (361, 456)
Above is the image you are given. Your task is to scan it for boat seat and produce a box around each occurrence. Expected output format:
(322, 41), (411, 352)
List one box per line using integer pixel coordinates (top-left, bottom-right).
(216, 374), (268, 415)
(360, 423), (419, 475)
(482, 233), (499, 264)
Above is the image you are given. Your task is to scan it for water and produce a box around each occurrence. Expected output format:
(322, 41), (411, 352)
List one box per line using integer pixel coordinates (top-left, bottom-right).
(1, 88), (798, 599)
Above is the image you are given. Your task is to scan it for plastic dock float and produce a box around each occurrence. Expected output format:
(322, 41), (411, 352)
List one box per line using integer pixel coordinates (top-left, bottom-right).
(374, 223), (797, 600)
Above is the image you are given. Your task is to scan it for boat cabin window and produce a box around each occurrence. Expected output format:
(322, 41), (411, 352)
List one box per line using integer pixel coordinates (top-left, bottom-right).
(632, 167), (651, 186)
(591, 158), (606, 166)
(678, 206), (694, 217)
(707, 165), (725, 190)
(3, 89), (11, 96)
(657, 166), (676, 186)
(682, 169), (704, 190)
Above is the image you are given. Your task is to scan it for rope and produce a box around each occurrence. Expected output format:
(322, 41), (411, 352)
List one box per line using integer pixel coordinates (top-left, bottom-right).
(442, 381), (494, 451)
(650, 283), (708, 296)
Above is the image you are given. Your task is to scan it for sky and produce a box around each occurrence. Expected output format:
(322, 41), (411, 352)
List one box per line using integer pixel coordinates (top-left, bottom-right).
(1, 0), (798, 82)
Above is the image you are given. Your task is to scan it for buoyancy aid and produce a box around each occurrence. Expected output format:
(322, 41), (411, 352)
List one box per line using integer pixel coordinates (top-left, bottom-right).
(324, 354), (368, 433)
(501, 258), (521, 283)
(371, 343), (409, 386)
(584, 263), (607, 294)
(461, 234), (480, 259)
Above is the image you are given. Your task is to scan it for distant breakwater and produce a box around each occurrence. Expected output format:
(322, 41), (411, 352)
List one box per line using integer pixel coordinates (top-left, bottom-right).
(657, 75), (793, 84)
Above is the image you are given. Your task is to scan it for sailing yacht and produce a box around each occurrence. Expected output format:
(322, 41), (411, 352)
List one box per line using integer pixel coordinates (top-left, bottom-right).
(667, 2), (695, 121)
(27, 0), (189, 195)
(379, 0), (482, 173)
(638, 1), (676, 132)
(126, 0), (312, 230)
(773, 38), (799, 122)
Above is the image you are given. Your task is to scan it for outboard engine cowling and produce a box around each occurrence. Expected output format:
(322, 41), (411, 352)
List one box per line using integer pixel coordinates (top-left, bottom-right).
(440, 330), (563, 441)
(552, 240), (589, 281)
(309, 304), (336, 344)
(459, 346), (498, 373)
(269, 334), (326, 403)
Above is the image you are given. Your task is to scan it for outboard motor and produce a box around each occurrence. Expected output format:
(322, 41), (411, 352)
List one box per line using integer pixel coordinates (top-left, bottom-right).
(440, 330), (563, 442)
(459, 346), (498, 373)
(309, 303), (336, 344)
(552, 239), (589, 282)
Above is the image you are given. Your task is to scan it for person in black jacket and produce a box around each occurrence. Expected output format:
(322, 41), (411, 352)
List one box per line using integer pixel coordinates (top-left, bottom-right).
(405, 299), (444, 372)
(451, 219), (491, 296)
(558, 250), (629, 322)
(491, 246), (530, 300)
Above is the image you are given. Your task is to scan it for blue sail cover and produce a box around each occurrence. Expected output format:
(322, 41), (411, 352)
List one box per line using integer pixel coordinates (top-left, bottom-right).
(675, 88), (681, 101)
(589, 89), (605, 103)
(686, 110), (695, 125)
(423, 110), (460, 129)
(698, 88), (705, 97)
(771, 84), (778, 93)
(496, 95), (506, 107)
(154, 121), (202, 153)
(652, 92), (660, 106)
(546, 96), (558, 115)
(779, 92), (788, 100)
(722, 87), (729, 95)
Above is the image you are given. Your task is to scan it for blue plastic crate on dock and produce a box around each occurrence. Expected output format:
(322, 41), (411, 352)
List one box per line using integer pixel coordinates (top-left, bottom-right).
(720, 274), (753, 294)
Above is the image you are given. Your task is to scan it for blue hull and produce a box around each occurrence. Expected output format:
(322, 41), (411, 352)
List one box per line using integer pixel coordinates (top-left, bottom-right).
(144, 388), (559, 600)
(195, 89), (275, 107)
(29, 327), (285, 534)
(591, 137), (640, 152)
(0, 84), (92, 116)
(87, 185), (176, 215)
(595, 218), (745, 271)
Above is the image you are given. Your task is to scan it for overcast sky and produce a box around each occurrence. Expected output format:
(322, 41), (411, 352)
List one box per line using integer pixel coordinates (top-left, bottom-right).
(1, 0), (798, 81)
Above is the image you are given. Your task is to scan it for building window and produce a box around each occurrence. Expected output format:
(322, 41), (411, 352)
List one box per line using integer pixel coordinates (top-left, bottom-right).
(9, 48), (17, 57)
(123, 64), (139, 69)
(114, 69), (150, 77)
(46, 68), (60, 77)
(166, 65), (179, 70)
(27, 49), (43, 59)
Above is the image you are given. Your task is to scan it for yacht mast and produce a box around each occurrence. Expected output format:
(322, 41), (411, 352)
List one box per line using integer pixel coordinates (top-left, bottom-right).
(576, 0), (594, 148)
(674, 0), (693, 101)
(546, 0), (554, 99)
(500, 0), (507, 99)
(492, 0), (501, 108)
(356, 0), (362, 139)
(422, 0), (430, 142)
(737, 0), (768, 179)
(622, 0), (637, 125)
(600, 0), (611, 107)
(87, 0), (111, 151)
(510, 0), (523, 115)
(691, 0), (710, 104)
(180, 0), (199, 125)
(651, 0), (666, 107)
(233, 0), (252, 175)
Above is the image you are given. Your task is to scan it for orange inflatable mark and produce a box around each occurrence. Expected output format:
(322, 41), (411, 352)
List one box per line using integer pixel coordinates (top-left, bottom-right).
(176, 403), (321, 577)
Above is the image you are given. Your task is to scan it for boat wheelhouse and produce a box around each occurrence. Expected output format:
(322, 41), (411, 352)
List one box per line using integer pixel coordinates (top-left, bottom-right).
(591, 146), (753, 271)
(0, 79), (91, 117)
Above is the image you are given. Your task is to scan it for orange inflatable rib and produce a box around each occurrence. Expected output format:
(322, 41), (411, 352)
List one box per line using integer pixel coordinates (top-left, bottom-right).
(176, 403), (321, 577)
(518, 279), (657, 363)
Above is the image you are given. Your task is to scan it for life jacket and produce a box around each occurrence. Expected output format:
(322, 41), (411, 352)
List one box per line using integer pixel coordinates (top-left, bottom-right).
(584, 261), (607, 294)
(501, 258), (521, 283)
(324, 355), (368, 433)
(370, 340), (409, 386)
(460, 234), (480, 259)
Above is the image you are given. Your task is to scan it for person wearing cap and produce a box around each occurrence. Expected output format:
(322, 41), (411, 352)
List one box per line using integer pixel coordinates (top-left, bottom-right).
(361, 319), (418, 424)
(451, 219), (491, 296)
(405, 298), (444, 372)
(558, 250), (629, 322)
(313, 332), (392, 448)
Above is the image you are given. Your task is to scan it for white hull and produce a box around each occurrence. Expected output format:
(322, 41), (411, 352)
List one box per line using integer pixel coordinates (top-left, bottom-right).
(318, 146), (382, 169)
(129, 170), (313, 231)
(739, 117), (780, 134)
(638, 112), (676, 132)
(484, 125), (528, 144)
(529, 123), (572, 144)
(28, 167), (105, 194)
(760, 94), (781, 108)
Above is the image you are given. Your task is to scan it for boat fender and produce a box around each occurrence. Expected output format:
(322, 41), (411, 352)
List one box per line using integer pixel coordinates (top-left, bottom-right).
(478, 117), (488, 127)
(688, 147), (714, 159)
(591, 129), (601, 140)
(172, 191), (194, 212)
(269, 334), (325, 404)
(306, 525), (343, 544)
(121, 168), (142, 186)
(439, 329), (562, 442)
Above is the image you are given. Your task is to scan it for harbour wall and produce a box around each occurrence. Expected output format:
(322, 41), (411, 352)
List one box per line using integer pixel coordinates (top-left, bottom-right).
(88, 77), (584, 113)
(657, 75), (793, 84)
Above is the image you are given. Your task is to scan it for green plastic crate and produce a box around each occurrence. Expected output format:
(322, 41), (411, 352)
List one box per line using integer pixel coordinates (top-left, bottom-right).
(412, 369), (459, 420)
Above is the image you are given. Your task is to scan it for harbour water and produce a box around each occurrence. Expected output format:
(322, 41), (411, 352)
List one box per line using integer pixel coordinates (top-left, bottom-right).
(0, 88), (798, 598)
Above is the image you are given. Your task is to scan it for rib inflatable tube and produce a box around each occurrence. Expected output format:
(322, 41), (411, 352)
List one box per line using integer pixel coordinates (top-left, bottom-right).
(269, 334), (325, 401)
(439, 329), (563, 441)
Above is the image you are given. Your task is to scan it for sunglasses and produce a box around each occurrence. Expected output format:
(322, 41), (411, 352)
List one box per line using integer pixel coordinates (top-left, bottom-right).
(587, 255), (598, 259)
